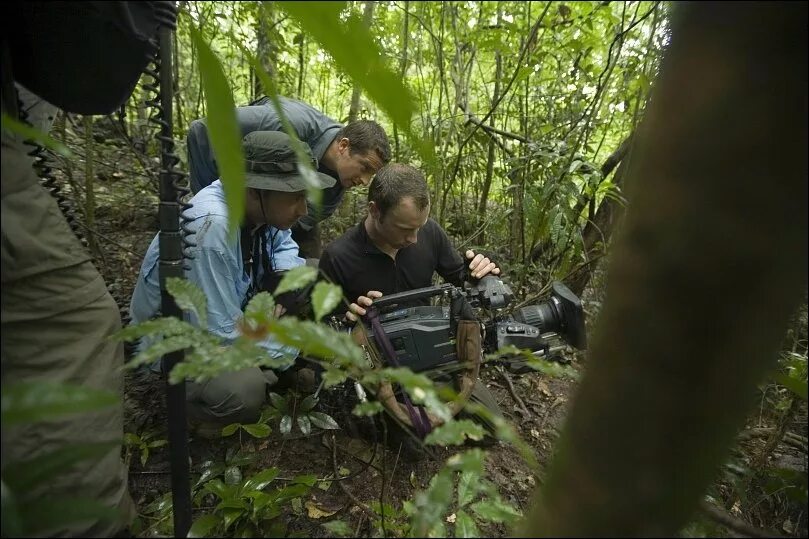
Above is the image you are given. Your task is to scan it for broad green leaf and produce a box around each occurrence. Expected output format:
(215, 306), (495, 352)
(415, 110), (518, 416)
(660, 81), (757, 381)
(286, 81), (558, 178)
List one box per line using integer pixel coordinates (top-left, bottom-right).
(274, 266), (317, 296)
(203, 479), (231, 499)
(269, 393), (288, 413)
(215, 498), (249, 512)
(322, 367), (350, 388)
(268, 318), (364, 367)
(364, 368), (452, 422)
(123, 433), (141, 446)
(169, 338), (293, 385)
(308, 412), (339, 430)
(224, 466), (243, 486)
(322, 520), (352, 537)
(446, 449), (486, 475)
(457, 472), (480, 508)
(275, 483), (310, 502)
(1, 382), (117, 426)
(195, 461), (224, 489)
(147, 439), (168, 449)
(19, 496), (120, 536)
(774, 373), (807, 401)
(469, 498), (522, 524)
(280, 415), (292, 435)
(1, 113), (72, 157)
(222, 423), (240, 437)
(311, 281), (342, 321)
(352, 401), (384, 416)
(292, 474), (318, 487)
(424, 420), (485, 446)
(297, 414), (312, 435)
(243, 467), (279, 491)
(140, 447), (150, 467)
(188, 514), (221, 538)
(222, 507), (245, 531)
(244, 292), (276, 325)
(454, 510), (479, 538)
(166, 277), (207, 328)
(242, 423), (271, 438)
(188, 25), (244, 234)
(299, 394), (319, 413)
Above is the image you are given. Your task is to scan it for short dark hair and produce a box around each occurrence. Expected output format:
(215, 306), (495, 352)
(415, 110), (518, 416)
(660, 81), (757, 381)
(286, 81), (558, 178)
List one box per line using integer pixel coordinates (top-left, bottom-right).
(337, 120), (391, 164)
(368, 163), (430, 219)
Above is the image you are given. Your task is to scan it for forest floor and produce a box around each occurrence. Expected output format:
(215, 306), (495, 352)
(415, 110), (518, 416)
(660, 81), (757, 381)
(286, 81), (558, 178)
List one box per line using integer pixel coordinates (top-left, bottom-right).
(62, 121), (806, 538)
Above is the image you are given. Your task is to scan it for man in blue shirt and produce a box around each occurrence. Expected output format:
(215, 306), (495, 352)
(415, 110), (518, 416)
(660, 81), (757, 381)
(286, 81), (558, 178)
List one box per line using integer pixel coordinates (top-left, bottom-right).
(130, 130), (335, 431)
(186, 96), (391, 258)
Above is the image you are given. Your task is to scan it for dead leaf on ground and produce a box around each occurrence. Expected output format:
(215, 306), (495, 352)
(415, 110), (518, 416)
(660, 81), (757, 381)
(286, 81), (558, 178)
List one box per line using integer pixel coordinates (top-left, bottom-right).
(306, 500), (340, 519)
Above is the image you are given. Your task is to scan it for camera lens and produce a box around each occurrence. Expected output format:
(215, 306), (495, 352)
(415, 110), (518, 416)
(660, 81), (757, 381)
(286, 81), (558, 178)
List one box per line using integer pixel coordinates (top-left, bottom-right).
(513, 299), (562, 334)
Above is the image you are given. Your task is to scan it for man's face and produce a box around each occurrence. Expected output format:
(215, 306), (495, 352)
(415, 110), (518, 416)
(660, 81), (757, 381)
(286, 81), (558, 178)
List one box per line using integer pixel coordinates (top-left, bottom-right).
(246, 189), (307, 230)
(370, 196), (430, 250)
(334, 138), (384, 189)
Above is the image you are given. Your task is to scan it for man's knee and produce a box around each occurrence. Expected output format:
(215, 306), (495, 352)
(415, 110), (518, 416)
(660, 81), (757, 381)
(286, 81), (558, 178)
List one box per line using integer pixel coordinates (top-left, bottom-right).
(187, 368), (268, 424)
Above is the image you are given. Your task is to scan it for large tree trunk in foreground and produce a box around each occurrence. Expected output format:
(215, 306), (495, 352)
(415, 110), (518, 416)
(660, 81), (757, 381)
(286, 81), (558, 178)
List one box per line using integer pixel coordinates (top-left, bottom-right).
(521, 2), (807, 536)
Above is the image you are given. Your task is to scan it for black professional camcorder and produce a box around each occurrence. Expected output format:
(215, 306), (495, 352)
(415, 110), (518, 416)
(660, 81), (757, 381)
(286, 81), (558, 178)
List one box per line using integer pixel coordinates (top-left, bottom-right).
(363, 275), (587, 376)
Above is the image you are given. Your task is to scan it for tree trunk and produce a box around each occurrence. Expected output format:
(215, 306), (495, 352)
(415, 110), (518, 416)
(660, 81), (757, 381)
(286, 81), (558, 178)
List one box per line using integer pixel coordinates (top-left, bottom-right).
(254, 2), (276, 99)
(521, 3), (807, 535)
(83, 115), (98, 257)
(348, 1), (375, 122)
(476, 3), (503, 246)
(393, 0), (410, 160)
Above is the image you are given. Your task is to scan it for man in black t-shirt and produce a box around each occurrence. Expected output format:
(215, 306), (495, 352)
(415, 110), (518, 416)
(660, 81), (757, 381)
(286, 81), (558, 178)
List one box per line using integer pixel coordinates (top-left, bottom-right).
(319, 163), (501, 321)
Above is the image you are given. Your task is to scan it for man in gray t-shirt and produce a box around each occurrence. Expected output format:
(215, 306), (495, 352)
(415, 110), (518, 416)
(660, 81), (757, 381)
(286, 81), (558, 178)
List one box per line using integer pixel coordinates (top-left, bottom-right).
(186, 96), (390, 257)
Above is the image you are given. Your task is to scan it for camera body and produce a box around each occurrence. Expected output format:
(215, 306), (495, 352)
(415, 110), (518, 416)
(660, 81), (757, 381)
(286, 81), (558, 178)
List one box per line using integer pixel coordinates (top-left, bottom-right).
(364, 276), (587, 375)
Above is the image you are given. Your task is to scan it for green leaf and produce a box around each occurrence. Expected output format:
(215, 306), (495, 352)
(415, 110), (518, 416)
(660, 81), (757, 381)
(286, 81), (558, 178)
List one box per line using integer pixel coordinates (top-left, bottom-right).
(1, 113), (72, 157)
(280, 415), (292, 435)
(352, 401), (384, 416)
(224, 466), (243, 486)
(113, 316), (197, 342)
(1, 382), (117, 426)
(203, 479), (231, 500)
(469, 498), (522, 524)
(322, 520), (352, 537)
(244, 292), (276, 325)
(188, 24), (245, 234)
(242, 423), (271, 438)
(188, 514), (221, 538)
(446, 449), (486, 475)
(19, 496), (121, 536)
(140, 447), (150, 467)
(243, 467), (280, 491)
(308, 412), (339, 430)
(129, 333), (208, 370)
(297, 414), (312, 435)
(222, 423), (240, 437)
(269, 392), (288, 413)
(311, 281), (342, 321)
(774, 373), (808, 401)
(268, 318), (364, 367)
(222, 507), (245, 531)
(293, 474), (319, 487)
(424, 420), (485, 446)
(274, 266), (318, 296)
(457, 472), (480, 508)
(454, 510), (479, 538)
(166, 277), (208, 328)
(299, 394), (319, 413)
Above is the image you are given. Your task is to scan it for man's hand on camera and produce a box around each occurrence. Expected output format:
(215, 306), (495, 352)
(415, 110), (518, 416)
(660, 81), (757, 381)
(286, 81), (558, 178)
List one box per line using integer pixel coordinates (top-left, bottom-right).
(346, 290), (384, 323)
(466, 250), (501, 279)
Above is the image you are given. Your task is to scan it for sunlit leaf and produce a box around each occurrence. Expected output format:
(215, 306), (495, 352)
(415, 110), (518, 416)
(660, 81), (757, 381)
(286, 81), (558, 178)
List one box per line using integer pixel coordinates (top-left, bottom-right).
(454, 509), (479, 538)
(243, 467), (279, 491)
(297, 414), (312, 435)
(1, 113), (72, 157)
(242, 423), (271, 438)
(311, 281), (343, 321)
(188, 25), (244, 234)
(166, 277), (208, 328)
(274, 266), (318, 296)
(352, 401), (384, 417)
(244, 292), (276, 325)
(457, 472), (480, 508)
(469, 498), (522, 524)
(309, 412), (339, 430)
(280, 415), (292, 435)
(268, 317), (364, 367)
(424, 420), (485, 446)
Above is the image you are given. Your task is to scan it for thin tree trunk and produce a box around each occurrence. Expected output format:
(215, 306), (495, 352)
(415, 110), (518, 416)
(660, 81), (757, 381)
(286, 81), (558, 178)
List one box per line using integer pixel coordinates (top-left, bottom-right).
(83, 115), (98, 257)
(296, 32), (306, 99)
(348, 1), (376, 122)
(393, 0), (410, 160)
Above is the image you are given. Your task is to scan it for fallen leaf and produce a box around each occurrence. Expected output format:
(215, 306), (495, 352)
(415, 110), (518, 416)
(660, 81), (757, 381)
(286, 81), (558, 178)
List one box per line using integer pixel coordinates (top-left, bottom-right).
(446, 513), (457, 523)
(306, 500), (339, 519)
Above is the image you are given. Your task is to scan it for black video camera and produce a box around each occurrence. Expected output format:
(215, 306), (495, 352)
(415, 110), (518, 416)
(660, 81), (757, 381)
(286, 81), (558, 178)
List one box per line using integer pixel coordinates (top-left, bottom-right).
(363, 275), (587, 376)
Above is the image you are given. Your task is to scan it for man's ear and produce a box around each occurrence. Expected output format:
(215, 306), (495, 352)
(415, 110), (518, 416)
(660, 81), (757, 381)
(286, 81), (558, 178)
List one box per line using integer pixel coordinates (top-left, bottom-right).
(368, 200), (381, 221)
(338, 137), (350, 153)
